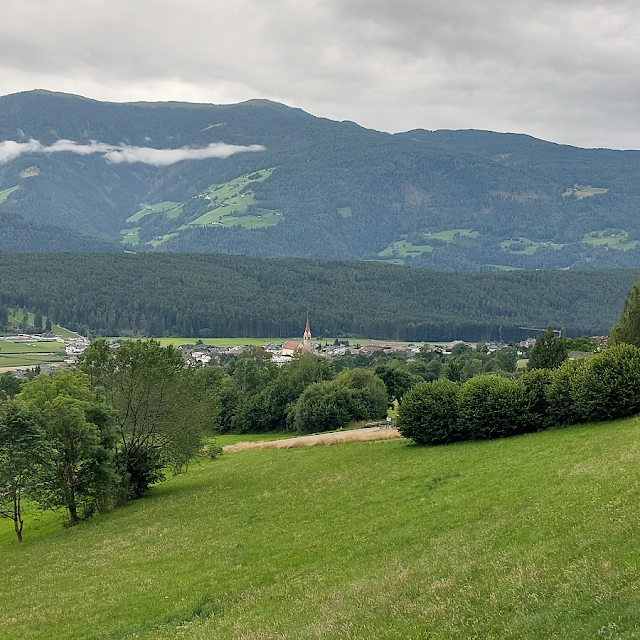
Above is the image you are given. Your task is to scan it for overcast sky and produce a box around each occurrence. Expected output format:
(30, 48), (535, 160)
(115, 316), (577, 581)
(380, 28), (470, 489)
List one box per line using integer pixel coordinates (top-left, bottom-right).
(1, 0), (638, 149)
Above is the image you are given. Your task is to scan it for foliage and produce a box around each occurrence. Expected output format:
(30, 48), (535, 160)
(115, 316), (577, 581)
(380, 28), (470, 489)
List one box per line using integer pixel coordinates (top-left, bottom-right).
(457, 375), (527, 440)
(79, 339), (216, 499)
(17, 370), (113, 524)
(527, 327), (568, 370)
(546, 359), (587, 427)
(396, 379), (461, 445)
(0, 400), (44, 541)
(0, 252), (637, 340)
(571, 344), (640, 423)
(519, 368), (554, 432)
(610, 279), (640, 347)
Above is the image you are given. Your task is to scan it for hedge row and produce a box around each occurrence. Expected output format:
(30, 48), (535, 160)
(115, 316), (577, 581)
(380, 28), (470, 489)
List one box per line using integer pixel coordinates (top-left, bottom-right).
(397, 344), (640, 445)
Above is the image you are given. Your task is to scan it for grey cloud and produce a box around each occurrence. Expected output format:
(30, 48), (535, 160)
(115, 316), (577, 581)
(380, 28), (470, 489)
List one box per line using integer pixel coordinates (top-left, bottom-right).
(0, 0), (639, 147)
(0, 138), (265, 165)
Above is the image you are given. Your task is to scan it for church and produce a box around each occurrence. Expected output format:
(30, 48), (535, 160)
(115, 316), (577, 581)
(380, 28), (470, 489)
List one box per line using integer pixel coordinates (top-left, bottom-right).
(280, 316), (313, 356)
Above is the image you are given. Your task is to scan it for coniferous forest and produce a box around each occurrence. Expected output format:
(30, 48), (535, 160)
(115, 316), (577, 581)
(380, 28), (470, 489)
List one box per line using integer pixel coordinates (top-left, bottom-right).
(0, 251), (635, 340)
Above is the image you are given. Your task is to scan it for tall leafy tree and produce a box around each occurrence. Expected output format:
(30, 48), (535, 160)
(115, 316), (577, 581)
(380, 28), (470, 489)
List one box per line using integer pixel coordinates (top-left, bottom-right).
(79, 339), (215, 498)
(0, 401), (44, 541)
(17, 371), (113, 525)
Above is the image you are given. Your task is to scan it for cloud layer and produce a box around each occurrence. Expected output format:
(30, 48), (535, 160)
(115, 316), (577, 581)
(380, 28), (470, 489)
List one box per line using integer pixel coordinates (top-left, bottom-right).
(0, 1), (639, 148)
(0, 139), (265, 165)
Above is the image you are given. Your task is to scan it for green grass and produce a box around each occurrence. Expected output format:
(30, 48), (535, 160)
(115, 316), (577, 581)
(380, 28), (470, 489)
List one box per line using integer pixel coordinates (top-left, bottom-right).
(581, 230), (638, 251)
(127, 202), (184, 224)
(120, 227), (140, 246)
(4, 307), (78, 339)
(106, 337), (424, 348)
(378, 239), (434, 259)
(0, 338), (66, 369)
(3, 417), (640, 638)
(562, 185), (609, 200)
(430, 228), (479, 241)
(378, 230), (479, 261)
(0, 184), (19, 203)
(19, 166), (40, 178)
(500, 237), (564, 255)
(186, 169), (282, 229)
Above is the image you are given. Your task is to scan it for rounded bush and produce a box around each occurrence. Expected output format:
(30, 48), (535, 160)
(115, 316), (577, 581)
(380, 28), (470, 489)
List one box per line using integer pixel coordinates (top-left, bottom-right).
(546, 359), (585, 427)
(396, 379), (461, 445)
(457, 375), (526, 440)
(572, 344), (640, 422)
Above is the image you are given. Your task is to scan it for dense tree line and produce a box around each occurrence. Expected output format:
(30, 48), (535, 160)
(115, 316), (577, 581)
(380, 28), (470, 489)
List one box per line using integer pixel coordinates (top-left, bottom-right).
(0, 252), (636, 340)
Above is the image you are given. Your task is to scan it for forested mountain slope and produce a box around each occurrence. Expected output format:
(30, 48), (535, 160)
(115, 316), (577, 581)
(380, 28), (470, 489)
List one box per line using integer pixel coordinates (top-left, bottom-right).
(0, 252), (635, 340)
(1, 91), (640, 269)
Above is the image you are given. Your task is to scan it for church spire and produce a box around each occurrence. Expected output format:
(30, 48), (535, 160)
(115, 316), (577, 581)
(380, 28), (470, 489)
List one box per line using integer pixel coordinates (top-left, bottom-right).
(303, 313), (312, 352)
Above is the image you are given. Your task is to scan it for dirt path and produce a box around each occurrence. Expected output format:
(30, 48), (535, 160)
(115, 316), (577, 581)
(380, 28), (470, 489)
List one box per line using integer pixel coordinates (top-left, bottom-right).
(223, 426), (401, 452)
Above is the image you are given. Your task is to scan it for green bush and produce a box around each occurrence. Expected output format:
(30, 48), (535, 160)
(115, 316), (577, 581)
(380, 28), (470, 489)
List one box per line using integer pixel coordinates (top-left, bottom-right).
(457, 375), (527, 440)
(520, 368), (554, 431)
(396, 380), (461, 445)
(572, 344), (640, 422)
(546, 359), (586, 427)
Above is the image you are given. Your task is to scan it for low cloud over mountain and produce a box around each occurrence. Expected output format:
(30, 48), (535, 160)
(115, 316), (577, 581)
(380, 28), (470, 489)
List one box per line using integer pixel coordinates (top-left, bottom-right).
(0, 139), (265, 165)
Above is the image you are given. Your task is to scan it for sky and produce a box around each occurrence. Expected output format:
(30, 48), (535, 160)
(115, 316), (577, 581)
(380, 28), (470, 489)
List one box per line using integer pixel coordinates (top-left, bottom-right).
(1, 0), (639, 149)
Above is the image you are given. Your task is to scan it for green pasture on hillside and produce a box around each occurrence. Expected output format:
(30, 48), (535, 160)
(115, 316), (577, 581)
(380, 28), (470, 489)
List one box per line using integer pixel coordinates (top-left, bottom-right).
(0, 184), (19, 203)
(3, 417), (640, 639)
(562, 185), (609, 200)
(581, 230), (639, 251)
(500, 237), (564, 255)
(378, 229), (479, 261)
(187, 169), (282, 229)
(127, 202), (184, 224)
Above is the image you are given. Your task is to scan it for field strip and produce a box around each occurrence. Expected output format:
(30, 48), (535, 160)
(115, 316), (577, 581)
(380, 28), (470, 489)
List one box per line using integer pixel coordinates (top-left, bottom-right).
(223, 426), (401, 451)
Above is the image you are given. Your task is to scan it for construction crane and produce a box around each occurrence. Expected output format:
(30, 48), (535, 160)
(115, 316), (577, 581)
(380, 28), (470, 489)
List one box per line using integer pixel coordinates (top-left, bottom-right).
(519, 326), (564, 338)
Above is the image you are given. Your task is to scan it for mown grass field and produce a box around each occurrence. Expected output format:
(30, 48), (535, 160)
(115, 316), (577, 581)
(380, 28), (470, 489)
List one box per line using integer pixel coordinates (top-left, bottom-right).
(0, 339), (66, 370)
(2, 417), (640, 639)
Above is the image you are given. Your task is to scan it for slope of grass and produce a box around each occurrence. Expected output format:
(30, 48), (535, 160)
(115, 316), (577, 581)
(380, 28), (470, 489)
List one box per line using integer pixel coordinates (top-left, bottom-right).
(0, 184), (19, 203)
(3, 416), (640, 639)
(186, 168), (282, 229)
(582, 230), (639, 251)
(127, 202), (184, 224)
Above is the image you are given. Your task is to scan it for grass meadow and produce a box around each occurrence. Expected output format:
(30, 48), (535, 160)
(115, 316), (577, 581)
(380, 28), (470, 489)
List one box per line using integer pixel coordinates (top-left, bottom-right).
(2, 416), (640, 639)
(0, 338), (66, 371)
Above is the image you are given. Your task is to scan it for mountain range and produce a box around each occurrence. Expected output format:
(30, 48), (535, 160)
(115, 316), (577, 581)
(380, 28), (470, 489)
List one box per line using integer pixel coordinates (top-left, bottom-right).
(1, 90), (640, 270)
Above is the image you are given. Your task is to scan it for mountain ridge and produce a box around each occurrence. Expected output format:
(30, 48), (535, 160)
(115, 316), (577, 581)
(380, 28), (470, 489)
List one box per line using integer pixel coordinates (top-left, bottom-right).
(1, 90), (639, 269)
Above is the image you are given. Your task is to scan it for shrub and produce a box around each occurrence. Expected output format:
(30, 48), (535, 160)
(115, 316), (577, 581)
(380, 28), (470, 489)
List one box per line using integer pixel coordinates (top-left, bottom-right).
(520, 368), (554, 431)
(396, 380), (461, 445)
(457, 375), (527, 440)
(546, 359), (587, 427)
(572, 344), (640, 422)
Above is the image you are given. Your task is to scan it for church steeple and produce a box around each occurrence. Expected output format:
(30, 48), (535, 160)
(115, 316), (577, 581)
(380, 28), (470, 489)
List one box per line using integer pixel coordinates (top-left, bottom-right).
(303, 313), (312, 352)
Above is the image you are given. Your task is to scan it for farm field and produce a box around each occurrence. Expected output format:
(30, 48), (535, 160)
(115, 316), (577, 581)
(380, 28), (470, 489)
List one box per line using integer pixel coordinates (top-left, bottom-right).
(0, 338), (66, 370)
(3, 416), (640, 639)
